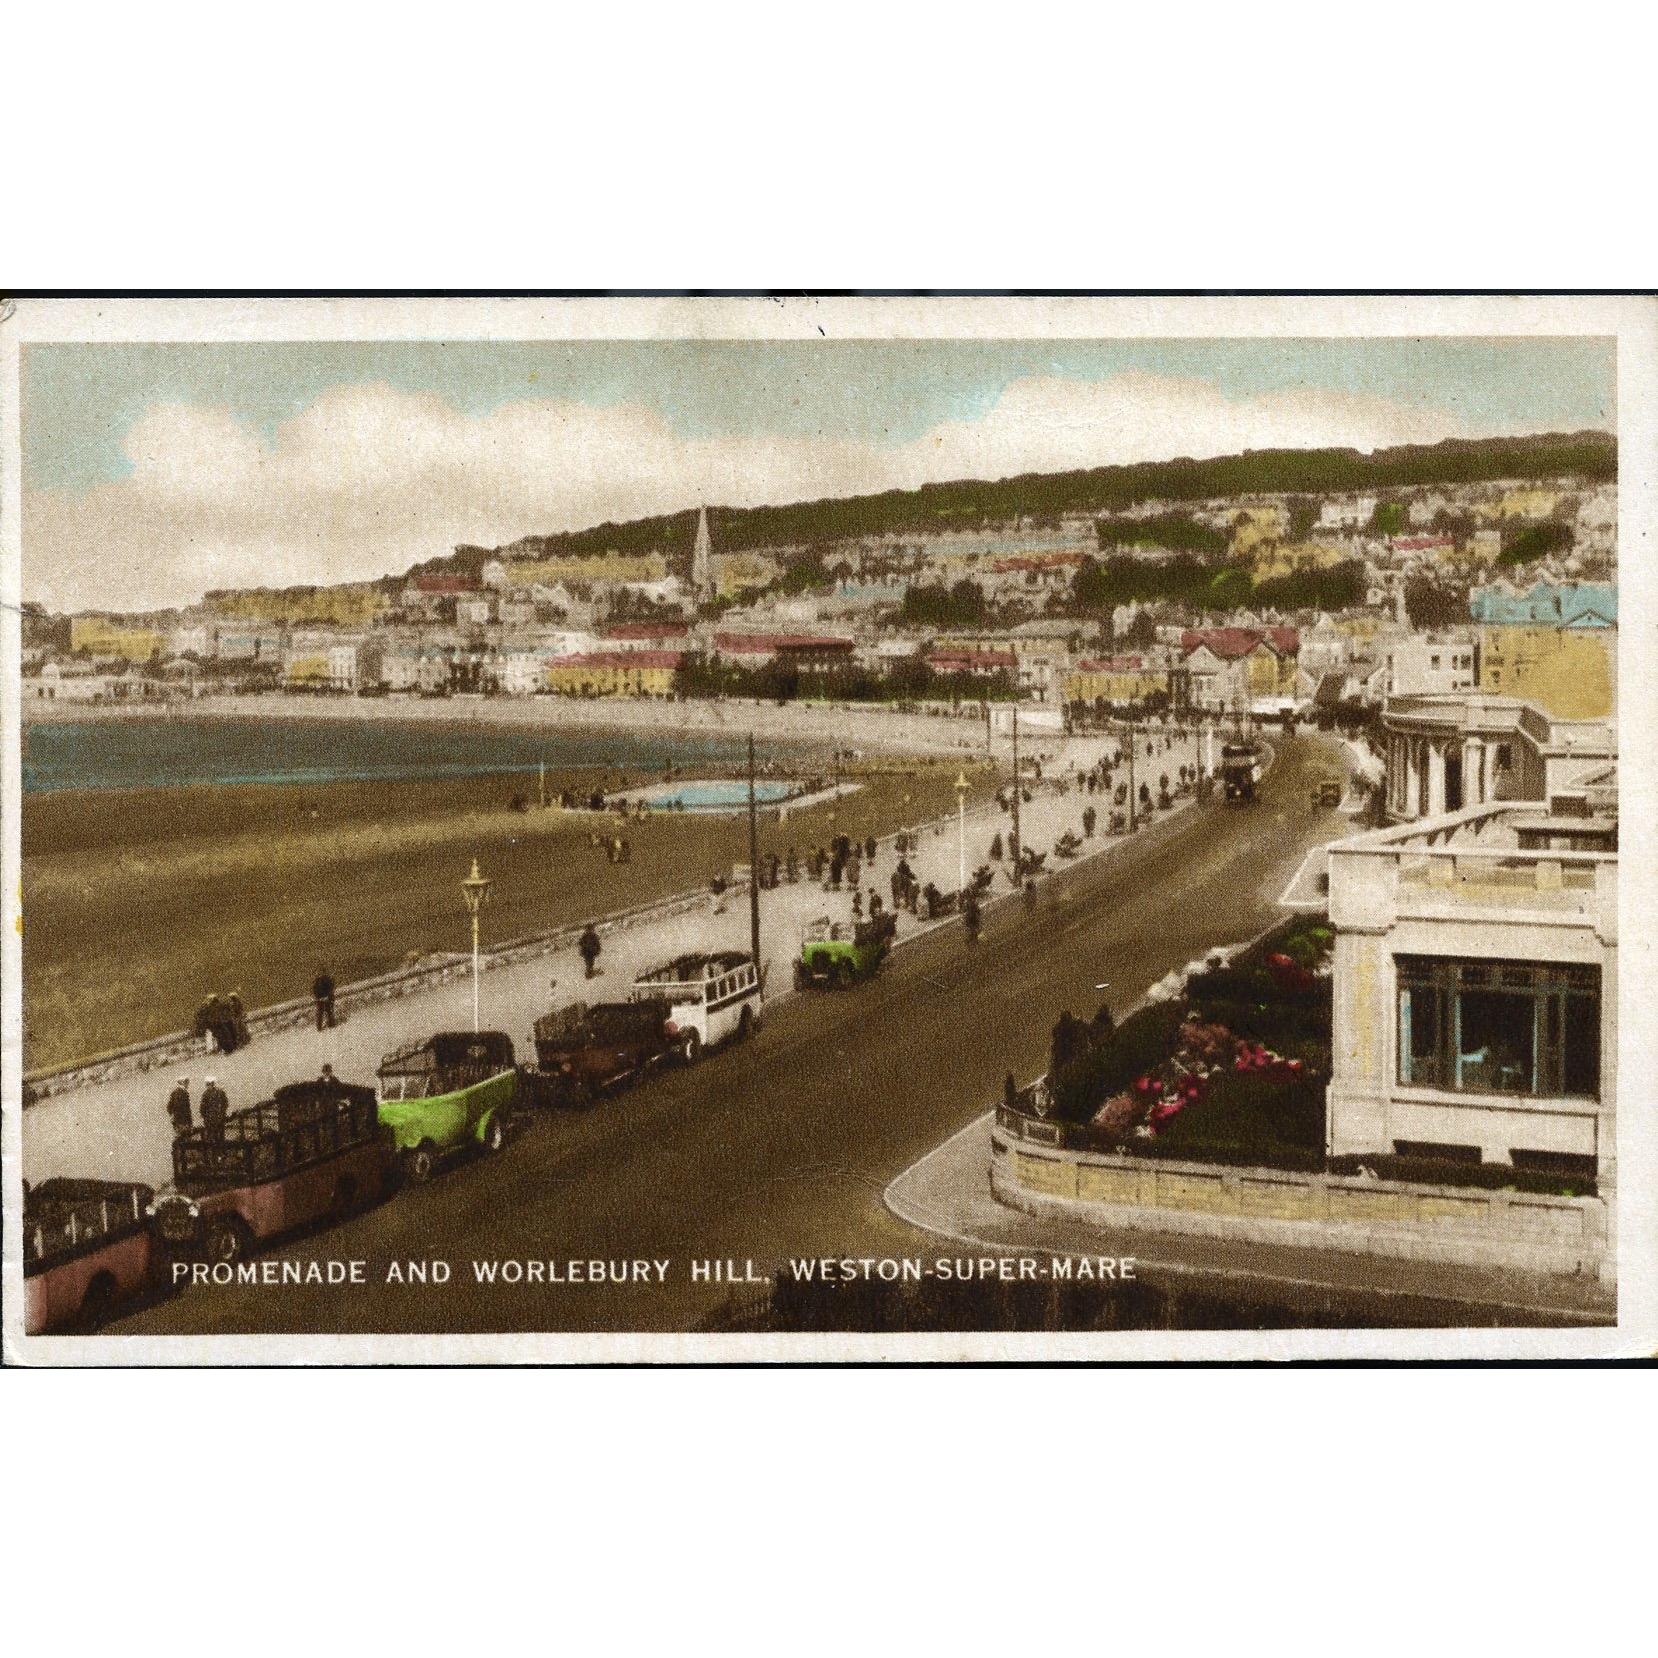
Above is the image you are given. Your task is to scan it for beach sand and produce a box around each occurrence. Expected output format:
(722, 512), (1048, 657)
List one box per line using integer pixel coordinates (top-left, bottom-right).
(22, 751), (1000, 1072)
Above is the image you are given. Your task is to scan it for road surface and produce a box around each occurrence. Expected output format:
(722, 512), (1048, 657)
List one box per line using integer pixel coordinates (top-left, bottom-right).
(111, 733), (1370, 1336)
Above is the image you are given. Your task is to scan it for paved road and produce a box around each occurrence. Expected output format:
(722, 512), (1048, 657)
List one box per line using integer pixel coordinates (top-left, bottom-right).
(113, 732), (1353, 1337)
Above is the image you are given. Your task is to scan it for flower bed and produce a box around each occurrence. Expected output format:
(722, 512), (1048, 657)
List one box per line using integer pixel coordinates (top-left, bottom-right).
(1043, 919), (1335, 1161)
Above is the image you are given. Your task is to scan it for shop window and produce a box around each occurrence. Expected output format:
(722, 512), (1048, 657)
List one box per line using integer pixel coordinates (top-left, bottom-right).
(1396, 958), (1601, 1099)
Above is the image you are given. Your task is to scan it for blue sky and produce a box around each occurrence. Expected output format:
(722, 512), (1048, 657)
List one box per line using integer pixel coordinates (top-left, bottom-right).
(22, 337), (1616, 494)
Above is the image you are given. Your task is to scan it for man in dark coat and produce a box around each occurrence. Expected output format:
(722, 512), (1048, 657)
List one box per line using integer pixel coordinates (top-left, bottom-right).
(200, 1076), (230, 1139)
(579, 924), (602, 979)
(312, 968), (336, 1030)
(166, 1077), (192, 1136)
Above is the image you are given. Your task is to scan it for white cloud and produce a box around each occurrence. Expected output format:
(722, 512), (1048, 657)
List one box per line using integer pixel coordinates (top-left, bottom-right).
(25, 369), (1493, 612)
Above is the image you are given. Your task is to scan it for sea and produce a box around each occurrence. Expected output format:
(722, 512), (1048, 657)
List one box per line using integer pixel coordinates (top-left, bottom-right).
(21, 714), (774, 795)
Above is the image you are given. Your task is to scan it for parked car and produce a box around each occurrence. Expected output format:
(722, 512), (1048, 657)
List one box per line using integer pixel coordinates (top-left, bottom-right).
(23, 1177), (156, 1332)
(631, 951), (761, 1061)
(151, 1080), (392, 1266)
(531, 998), (680, 1103)
(375, 1030), (520, 1181)
(794, 913), (895, 990)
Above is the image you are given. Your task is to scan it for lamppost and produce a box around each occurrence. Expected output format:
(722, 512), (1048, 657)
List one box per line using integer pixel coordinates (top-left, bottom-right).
(954, 768), (969, 894)
(461, 857), (492, 1033)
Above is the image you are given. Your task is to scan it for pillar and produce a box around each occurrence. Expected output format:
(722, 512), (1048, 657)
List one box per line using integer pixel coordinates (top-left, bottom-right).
(1427, 741), (1446, 817)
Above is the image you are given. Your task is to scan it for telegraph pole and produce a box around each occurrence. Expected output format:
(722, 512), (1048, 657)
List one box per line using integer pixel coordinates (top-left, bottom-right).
(747, 732), (762, 972)
(1126, 720), (1137, 833)
(1010, 703), (1022, 868)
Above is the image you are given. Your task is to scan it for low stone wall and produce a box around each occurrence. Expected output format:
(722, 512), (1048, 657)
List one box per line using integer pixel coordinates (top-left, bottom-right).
(21, 881), (736, 1106)
(990, 1122), (1612, 1283)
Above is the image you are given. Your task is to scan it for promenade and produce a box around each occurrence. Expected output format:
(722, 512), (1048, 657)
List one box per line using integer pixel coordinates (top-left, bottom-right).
(23, 727), (1202, 1191)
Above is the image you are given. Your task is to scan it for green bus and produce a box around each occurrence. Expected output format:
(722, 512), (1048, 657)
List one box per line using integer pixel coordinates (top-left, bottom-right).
(375, 1030), (519, 1182)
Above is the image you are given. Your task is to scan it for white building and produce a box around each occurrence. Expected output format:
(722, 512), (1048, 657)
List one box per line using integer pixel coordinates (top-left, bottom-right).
(1325, 778), (1617, 1183)
(1318, 496), (1378, 531)
(1379, 635), (1477, 700)
(1380, 693), (1616, 823)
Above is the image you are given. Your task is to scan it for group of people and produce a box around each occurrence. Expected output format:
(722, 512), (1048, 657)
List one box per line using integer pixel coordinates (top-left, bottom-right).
(166, 1074), (230, 1139)
(193, 992), (250, 1055)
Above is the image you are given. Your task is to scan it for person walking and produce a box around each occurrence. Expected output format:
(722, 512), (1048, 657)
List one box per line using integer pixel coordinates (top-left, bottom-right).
(962, 891), (981, 943)
(578, 923), (602, 979)
(166, 1077), (192, 1137)
(199, 1076), (229, 1139)
(312, 968), (337, 1031)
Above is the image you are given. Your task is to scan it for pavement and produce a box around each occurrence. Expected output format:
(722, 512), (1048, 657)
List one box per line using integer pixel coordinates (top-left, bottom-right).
(75, 729), (1445, 1339)
(23, 725), (1202, 1191)
(884, 1115), (1614, 1327)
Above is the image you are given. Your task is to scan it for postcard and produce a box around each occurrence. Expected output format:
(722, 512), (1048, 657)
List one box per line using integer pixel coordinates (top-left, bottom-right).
(3, 293), (1653, 1363)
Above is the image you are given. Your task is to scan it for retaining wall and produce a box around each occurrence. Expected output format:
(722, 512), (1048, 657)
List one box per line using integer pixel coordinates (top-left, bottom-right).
(990, 1122), (1612, 1283)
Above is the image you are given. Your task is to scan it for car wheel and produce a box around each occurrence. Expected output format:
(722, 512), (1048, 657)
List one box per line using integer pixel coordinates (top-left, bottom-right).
(203, 1214), (251, 1266)
(482, 1113), (507, 1153)
(737, 1005), (754, 1041)
(835, 960), (856, 990)
(401, 1143), (438, 1184)
(680, 1030), (703, 1065)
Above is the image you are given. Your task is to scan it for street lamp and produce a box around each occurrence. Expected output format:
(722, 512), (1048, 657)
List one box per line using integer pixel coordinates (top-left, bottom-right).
(954, 768), (969, 894)
(461, 857), (492, 1032)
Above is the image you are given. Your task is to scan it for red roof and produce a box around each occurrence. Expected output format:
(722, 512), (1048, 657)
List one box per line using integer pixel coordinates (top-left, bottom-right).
(602, 621), (691, 640)
(1076, 655), (1152, 672)
(1181, 627), (1299, 660)
(551, 650), (685, 670)
(1389, 535), (1455, 552)
(714, 632), (852, 653)
(926, 649), (1017, 669)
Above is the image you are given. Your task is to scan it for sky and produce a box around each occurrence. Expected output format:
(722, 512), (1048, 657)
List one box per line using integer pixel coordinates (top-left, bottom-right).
(21, 337), (1615, 613)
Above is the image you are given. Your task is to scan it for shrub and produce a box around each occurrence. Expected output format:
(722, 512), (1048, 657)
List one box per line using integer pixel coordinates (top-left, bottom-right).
(1048, 1001), (1186, 1124)
(1152, 1068), (1326, 1156)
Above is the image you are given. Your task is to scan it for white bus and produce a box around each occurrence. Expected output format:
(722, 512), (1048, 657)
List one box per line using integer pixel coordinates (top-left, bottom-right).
(631, 951), (761, 1062)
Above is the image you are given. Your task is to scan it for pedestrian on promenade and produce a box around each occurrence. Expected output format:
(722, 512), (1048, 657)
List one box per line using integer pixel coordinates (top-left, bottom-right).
(852, 889), (863, 919)
(226, 993), (250, 1052)
(200, 1076), (229, 1140)
(579, 924), (602, 979)
(166, 1077), (192, 1137)
(864, 833), (877, 865)
(869, 889), (883, 919)
(319, 1063), (338, 1092)
(312, 968), (336, 1031)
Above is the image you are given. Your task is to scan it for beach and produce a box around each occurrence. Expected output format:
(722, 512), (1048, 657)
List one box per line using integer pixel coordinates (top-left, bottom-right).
(21, 690), (999, 759)
(21, 741), (1004, 1071)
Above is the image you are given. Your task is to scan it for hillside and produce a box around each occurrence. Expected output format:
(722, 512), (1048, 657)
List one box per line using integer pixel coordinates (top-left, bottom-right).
(414, 429), (1615, 579)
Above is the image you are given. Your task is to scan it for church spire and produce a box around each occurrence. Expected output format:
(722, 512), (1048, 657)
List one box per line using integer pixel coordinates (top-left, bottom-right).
(691, 505), (713, 595)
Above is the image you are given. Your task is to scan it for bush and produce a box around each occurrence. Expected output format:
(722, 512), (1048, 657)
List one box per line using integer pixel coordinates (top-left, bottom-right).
(1048, 1001), (1186, 1124)
(1152, 1068), (1326, 1156)
(1193, 992), (1331, 1050)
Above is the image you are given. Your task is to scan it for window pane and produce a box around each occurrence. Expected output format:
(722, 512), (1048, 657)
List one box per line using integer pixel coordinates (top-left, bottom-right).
(1564, 993), (1601, 1096)
(1457, 989), (1536, 1093)
(1399, 986), (1443, 1086)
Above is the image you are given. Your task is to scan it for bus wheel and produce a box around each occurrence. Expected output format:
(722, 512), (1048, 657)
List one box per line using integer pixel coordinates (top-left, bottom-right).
(737, 1005), (755, 1041)
(330, 1175), (359, 1220)
(203, 1215), (251, 1266)
(483, 1113), (508, 1153)
(402, 1143), (438, 1184)
(680, 1030), (703, 1065)
(78, 1272), (119, 1330)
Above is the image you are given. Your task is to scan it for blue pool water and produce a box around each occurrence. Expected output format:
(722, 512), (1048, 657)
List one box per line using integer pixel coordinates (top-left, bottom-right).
(628, 779), (798, 813)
